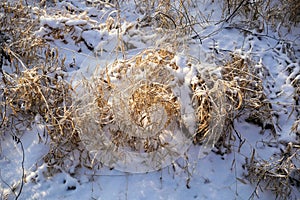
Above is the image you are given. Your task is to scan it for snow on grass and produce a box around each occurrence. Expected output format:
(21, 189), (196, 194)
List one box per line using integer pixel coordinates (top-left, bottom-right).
(0, 0), (299, 199)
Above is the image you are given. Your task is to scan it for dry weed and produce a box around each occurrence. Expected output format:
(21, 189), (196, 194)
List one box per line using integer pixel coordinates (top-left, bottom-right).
(1, 65), (79, 169)
(74, 49), (195, 172)
(0, 2), (46, 66)
(221, 0), (300, 31)
(76, 49), (182, 143)
(246, 143), (300, 199)
(221, 55), (274, 132)
(210, 55), (298, 198)
(0, 63), (80, 174)
(135, 0), (196, 37)
(0, 1), (82, 173)
(192, 54), (273, 156)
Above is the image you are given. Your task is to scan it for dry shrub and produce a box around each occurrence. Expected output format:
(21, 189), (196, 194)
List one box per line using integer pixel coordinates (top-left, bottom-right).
(0, 2), (46, 66)
(2, 64), (78, 152)
(75, 49), (182, 153)
(155, 0), (193, 30)
(109, 50), (181, 143)
(74, 49), (195, 172)
(214, 55), (298, 198)
(285, 0), (300, 24)
(245, 143), (300, 199)
(265, 0), (300, 28)
(1, 1), (45, 131)
(129, 83), (180, 129)
(192, 54), (273, 155)
(135, 0), (195, 33)
(0, 65), (79, 174)
(191, 76), (210, 142)
(192, 77), (235, 150)
(222, 0), (300, 31)
(221, 55), (273, 130)
(0, 1), (81, 173)
(1, 60), (79, 169)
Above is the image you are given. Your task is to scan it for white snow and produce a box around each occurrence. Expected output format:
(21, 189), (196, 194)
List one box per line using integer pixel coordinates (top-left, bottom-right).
(1, 0), (299, 199)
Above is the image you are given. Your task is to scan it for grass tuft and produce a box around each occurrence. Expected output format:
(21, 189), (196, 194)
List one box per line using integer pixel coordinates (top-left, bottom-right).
(246, 143), (300, 199)
(192, 54), (273, 155)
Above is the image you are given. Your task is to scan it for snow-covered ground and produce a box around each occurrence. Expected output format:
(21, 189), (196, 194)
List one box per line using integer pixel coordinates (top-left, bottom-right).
(0, 0), (299, 199)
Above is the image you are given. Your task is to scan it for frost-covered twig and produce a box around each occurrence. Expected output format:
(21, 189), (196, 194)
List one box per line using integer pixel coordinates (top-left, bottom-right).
(10, 134), (25, 200)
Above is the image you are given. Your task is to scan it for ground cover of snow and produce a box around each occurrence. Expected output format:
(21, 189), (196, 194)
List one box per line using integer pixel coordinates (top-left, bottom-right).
(0, 0), (299, 199)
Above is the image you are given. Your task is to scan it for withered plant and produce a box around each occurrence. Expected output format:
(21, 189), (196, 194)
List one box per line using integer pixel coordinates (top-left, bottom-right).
(0, 1), (82, 174)
(221, 0), (300, 31)
(0, 2), (46, 66)
(246, 142), (300, 199)
(192, 54), (273, 153)
(73, 49), (196, 172)
(74, 49), (183, 153)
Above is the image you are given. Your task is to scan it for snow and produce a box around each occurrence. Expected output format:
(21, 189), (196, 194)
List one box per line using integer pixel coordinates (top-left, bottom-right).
(1, 0), (300, 199)
(81, 30), (103, 49)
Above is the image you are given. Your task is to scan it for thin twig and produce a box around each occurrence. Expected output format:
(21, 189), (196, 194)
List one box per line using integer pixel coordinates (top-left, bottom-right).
(0, 170), (17, 198)
(225, 0), (247, 22)
(10, 133), (25, 200)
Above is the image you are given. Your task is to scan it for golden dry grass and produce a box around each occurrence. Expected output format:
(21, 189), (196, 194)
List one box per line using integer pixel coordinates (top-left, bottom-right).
(74, 49), (184, 155)
(0, 2), (46, 66)
(0, 1), (80, 172)
(192, 54), (273, 147)
(0, 0), (298, 197)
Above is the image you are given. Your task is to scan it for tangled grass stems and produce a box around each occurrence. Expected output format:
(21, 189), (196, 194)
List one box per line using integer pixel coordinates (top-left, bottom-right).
(0, 1), (298, 198)
(192, 54), (273, 154)
(74, 49), (184, 154)
(1, 59), (80, 169)
(0, 1), (46, 67)
(73, 48), (198, 172)
(246, 143), (300, 199)
(0, 1), (84, 174)
(221, 0), (300, 31)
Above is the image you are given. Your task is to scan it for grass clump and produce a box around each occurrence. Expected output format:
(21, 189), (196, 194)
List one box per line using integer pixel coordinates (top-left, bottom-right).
(0, 2), (298, 197)
(221, 0), (300, 31)
(0, 2), (45, 66)
(73, 49), (196, 172)
(75, 49), (182, 152)
(0, 1), (81, 173)
(192, 54), (273, 155)
(191, 53), (299, 199)
(245, 143), (300, 199)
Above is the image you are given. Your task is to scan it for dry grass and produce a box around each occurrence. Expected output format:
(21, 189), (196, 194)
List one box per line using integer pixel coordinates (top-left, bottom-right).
(0, 1), (81, 173)
(74, 49), (184, 157)
(1, 65), (80, 168)
(0, 2), (46, 66)
(129, 83), (180, 129)
(221, 0), (300, 31)
(246, 142), (300, 199)
(0, 0), (299, 197)
(192, 78), (232, 148)
(192, 54), (273, 155)
(135, 0), (299, 33)
(191, 53), (299, 199)
(134, 0), (197, 50)
(221, 55), (273, 127)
